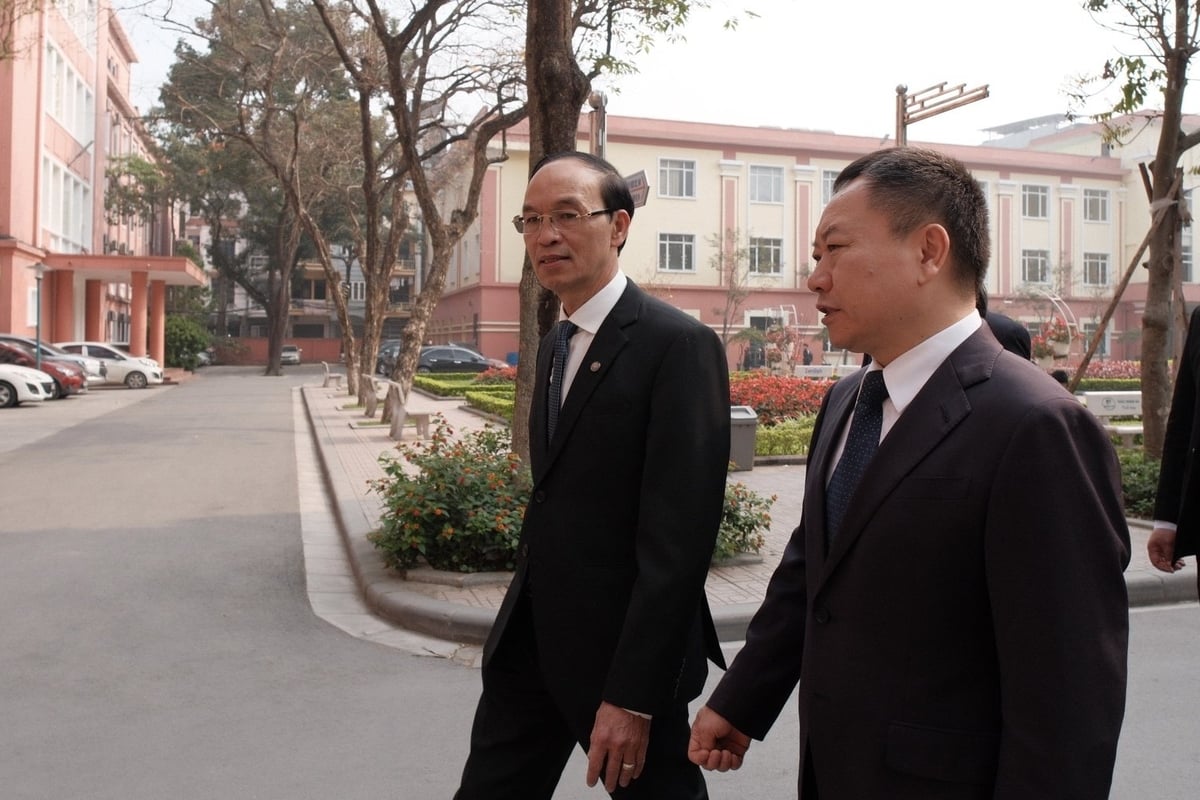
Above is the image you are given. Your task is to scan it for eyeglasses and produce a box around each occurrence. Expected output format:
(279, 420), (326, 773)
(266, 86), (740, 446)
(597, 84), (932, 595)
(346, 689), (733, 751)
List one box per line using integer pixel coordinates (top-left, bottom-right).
(512, 208), (614, 235)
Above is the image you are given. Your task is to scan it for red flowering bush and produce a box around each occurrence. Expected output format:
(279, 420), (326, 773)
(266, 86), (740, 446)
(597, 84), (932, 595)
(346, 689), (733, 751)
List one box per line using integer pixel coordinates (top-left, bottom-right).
(474, 366), (517, 384)
(1079, 360), (1141, 379)
(730, 373), (832, 425)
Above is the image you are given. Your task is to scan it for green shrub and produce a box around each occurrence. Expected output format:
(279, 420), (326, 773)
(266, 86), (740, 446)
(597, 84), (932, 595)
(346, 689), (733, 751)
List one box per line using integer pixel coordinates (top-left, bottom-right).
(164, 315), (209, 370)
(369, 417), (531, 573)
(714, 481), (774, 561)
(368, 417), (773, 573)
(413, 374), (484, 396)
(464, 390), (515, 422)
(1076, 378), (1141, 392)
(1118, 449), (1160, 519)
(756, 416), (816, 456)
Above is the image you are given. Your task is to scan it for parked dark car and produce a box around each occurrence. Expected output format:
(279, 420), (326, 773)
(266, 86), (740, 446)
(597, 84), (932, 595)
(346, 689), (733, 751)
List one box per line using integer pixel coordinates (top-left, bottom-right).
(0, 341), (86, 398)
(417, 345), (490, 374)
(376, 339), (402, 375)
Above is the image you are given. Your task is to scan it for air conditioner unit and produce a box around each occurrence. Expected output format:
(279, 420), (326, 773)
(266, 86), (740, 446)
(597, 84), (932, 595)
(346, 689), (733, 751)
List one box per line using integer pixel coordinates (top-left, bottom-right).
(117, 242), (128, 255)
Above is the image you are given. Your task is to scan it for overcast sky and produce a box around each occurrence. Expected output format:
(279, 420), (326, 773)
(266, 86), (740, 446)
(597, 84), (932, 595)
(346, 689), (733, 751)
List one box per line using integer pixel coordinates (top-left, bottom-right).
(119, 0), (1135, 146)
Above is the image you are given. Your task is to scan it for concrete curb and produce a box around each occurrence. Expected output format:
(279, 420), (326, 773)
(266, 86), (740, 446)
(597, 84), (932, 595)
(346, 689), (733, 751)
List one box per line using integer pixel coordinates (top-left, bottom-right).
(302, 387), (1197, 648)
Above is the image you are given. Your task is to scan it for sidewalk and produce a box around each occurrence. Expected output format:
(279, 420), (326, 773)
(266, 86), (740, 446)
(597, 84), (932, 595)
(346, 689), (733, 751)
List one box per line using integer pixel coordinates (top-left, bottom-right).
(300, 382), (1198, 648)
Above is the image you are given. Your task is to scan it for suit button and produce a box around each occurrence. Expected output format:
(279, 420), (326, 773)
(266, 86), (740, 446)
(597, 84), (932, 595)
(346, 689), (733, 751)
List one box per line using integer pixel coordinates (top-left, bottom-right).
(814, 608), (831, 624)
(534, 490), (546, 503)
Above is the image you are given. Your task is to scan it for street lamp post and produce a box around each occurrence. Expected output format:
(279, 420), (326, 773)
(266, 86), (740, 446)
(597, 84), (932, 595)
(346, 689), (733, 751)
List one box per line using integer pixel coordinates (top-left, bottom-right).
(28, 263), (47, 370)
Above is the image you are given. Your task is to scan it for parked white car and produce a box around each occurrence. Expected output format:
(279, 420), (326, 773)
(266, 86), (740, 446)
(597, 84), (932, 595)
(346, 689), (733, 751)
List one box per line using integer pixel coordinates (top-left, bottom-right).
(280, 344), (302, 365)
(54, 342), (164, 389)
(0, 363), (53, 407)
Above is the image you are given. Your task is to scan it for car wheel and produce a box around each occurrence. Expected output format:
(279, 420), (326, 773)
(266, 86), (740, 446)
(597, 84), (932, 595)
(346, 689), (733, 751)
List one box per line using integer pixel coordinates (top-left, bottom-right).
(0, 381), (16, 408)
(50, 380), (63, 400)
(125, 371), (148, 389)
(416, 365), (431, 374)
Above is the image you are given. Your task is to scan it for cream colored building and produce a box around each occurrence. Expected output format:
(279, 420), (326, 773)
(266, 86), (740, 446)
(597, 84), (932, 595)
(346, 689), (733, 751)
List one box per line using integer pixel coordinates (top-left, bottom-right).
(429, 113), (1198, 369)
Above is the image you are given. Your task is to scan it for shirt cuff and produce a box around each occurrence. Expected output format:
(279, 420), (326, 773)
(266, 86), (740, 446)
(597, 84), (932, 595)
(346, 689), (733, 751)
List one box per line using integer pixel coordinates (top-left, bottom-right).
(623, 707), (652, 720)
(1153, 521), (1178, 532)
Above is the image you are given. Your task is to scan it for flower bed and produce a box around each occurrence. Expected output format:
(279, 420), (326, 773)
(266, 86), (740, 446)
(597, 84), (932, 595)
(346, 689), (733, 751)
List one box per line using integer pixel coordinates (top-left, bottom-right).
(730, 372), (832, 425)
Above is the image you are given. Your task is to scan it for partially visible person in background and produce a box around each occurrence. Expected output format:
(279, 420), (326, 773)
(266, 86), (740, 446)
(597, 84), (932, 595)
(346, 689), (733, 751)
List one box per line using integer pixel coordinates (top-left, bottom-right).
(1148, 305), (1200, 594)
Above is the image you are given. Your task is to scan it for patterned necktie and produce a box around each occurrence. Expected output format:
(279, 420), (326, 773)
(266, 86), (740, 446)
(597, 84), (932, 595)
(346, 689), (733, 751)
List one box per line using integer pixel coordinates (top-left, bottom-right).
(546, 321), (578, 444)
(825, 370), (888, 546)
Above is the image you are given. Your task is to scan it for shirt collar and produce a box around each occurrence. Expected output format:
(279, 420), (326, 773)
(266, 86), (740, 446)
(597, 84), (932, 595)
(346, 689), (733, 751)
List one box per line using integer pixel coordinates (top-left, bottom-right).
(878, 310), (982, 415)
(560, 271), (627, 334)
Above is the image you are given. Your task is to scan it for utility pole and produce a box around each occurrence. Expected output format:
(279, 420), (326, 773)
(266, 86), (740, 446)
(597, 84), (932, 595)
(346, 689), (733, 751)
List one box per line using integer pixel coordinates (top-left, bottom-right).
(895, 82), (990, 145)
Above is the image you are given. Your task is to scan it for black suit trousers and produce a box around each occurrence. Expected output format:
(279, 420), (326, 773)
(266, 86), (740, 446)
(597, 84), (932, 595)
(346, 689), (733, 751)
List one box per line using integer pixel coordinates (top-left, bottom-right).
(454, 595), (708, 800)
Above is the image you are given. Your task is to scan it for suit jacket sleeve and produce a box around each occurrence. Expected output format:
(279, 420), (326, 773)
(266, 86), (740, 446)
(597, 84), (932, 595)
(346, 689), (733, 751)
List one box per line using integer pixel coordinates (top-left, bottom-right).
(1154, 306), (1200, 557)
(603, 323), (731, 713)
(704, 385), (841, 739)
(986, 396), (1129, 798)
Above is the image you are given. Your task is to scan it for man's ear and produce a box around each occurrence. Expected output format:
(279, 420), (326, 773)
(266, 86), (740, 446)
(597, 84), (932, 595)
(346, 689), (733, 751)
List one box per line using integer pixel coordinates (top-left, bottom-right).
(915, 222), (951, 284)
(611, 209), (632, 248)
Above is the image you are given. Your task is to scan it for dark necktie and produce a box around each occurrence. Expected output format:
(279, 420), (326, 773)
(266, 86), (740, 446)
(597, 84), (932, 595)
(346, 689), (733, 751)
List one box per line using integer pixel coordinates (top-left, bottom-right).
(825, 370), (888, 546)
(546, 321), (578, 443)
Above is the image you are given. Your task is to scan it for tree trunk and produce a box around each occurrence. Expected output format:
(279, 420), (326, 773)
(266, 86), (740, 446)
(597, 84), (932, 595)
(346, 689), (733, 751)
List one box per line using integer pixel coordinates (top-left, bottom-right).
(514, 0), (591, 463)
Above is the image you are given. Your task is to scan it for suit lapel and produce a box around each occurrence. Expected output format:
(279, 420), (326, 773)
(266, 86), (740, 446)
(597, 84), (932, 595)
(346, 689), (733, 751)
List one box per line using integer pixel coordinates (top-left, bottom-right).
(819, 330), (1000, 578)
(537, 282), (641, 477)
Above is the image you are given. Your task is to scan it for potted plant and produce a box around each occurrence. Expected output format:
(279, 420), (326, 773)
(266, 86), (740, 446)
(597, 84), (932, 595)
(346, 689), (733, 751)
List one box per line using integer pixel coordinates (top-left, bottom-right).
(1031, 334), (1056, 367)
(1041, 317), (1072, 357)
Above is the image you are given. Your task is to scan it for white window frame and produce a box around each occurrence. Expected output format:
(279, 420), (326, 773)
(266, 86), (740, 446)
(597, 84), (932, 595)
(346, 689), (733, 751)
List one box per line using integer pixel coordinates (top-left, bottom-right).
(659, 159), (696, 199)
(1021, 249), (1051, 284)
(821, 169), (838, 205)
(1083, 189), (1109, 222)
(1022, 185), (1049, 219)
(749, 165), (783, 204)
(1083, 252), (1110, 286)
(748, 237), (783, 275)
(1082, 322), (1109, 356)
(658, 233), (696, 272)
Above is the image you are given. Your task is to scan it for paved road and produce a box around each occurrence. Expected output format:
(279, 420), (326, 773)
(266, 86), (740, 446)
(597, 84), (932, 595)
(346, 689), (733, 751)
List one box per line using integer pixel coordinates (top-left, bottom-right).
(1, 367), (1197, 799)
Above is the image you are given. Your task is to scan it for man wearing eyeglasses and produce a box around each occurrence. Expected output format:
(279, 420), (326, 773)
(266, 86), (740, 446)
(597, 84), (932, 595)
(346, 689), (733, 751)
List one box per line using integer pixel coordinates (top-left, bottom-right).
(454, 151), (731, 800)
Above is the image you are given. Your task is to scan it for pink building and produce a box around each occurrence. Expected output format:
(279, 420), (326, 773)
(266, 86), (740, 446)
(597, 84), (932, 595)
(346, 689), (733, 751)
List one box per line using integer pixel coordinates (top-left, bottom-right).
(0, 2), (203, 362)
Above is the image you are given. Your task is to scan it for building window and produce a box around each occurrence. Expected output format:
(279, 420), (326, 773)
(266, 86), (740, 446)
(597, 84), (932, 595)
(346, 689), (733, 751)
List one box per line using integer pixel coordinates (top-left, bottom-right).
(1083, 252), (1110, 286)
(1021, 249), (1051, 283)
(659, 159), (695, 198)
(41, 156), (92, 253)
(350, 281), (366, 301)
(749, 166), (783, 204)
(658, 233), (695, 272)
(1082, 322), (1109, 356)
(821, 169), (838, 205)
(1022, 185), (1049, 219)
(1083, 189), (1110, 222)
(1183, 244), (1193, 283)
(748, 237), (783, 274)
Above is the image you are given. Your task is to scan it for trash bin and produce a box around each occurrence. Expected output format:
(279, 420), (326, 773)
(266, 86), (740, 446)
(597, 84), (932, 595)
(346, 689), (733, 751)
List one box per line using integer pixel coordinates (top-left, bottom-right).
(729, 405), (758, 471)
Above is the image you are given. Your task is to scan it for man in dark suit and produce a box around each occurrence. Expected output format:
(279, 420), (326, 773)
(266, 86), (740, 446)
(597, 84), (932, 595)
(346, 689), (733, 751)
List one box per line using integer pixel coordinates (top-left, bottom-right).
(1148, 305), (1200, 594)
(688, 147), (1130, 798)
(454, 152), (730, 799)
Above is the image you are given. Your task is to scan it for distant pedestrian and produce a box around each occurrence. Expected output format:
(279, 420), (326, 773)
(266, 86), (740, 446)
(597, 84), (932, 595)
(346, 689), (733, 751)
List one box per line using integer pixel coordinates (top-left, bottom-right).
(1148, 305), (1200, 595)
(454, 151), (730, 800)
(801, 343), (813, 366)
(688, 146), (1129, 799)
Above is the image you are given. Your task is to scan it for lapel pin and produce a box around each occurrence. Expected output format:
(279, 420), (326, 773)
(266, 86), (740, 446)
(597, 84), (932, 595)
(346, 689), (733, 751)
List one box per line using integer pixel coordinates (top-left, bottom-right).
(590, 361), (601, 372)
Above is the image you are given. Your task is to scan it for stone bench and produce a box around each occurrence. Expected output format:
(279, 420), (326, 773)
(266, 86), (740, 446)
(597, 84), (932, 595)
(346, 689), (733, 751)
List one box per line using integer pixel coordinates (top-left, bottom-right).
(362, 374), (431, 440)
(1079, 391), (1142, 447)
(321, 360), (345, 390)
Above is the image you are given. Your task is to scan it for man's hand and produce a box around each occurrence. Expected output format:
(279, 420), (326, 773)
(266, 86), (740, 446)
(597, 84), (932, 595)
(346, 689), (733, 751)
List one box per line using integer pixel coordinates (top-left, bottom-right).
(1148, 526), (1186, 573)
(688, 705), (751, 771)
(586, 701), (651, 793)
